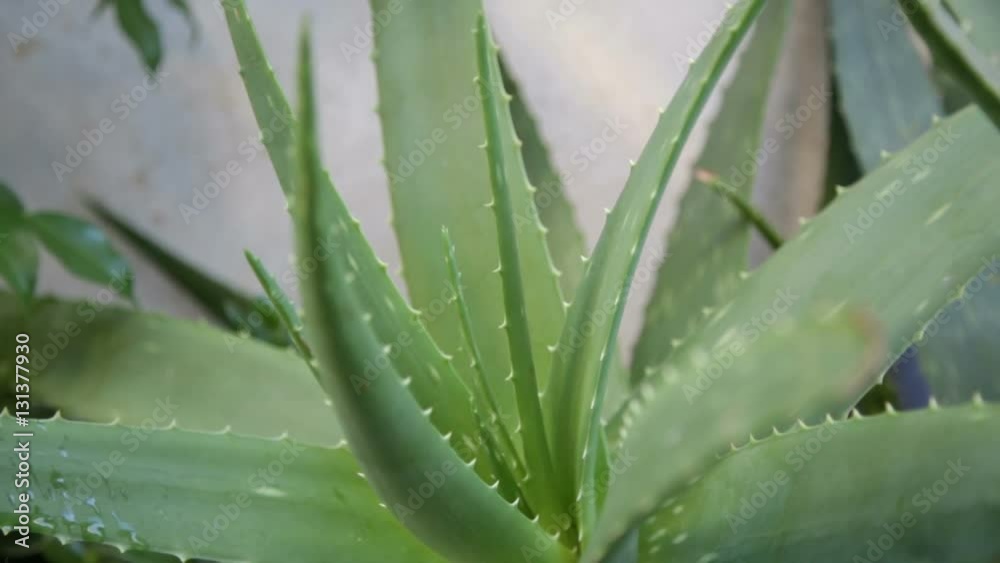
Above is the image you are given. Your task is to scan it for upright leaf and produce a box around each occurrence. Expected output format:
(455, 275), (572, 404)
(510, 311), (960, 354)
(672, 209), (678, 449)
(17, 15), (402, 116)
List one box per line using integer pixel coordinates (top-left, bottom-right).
(545, 0), (768, 534)
(28, 212), (134, 301)
(829, 0), (942, 171)
(0, 414), (443, 563)
(631, 0), (793, 386)
(292, 32), (570, 563)
(372, 0), (566, 429)
(223, 0), (486, 471)
(905, 0), (1000, 127)
(640, 403), (1000, 563)
(588, 107), (1000, 561)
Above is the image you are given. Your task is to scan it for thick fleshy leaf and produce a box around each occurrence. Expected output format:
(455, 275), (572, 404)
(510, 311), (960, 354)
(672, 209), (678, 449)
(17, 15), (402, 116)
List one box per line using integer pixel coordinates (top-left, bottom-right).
(945, 0), (1000, 63)
(372, 0), (566, 429)
(87, 199), (288, 345)
(244, 250), (314, 365)
(631, 0), (792, 386)
(589, 106), (1000, 561)
(640, 402), (1000, 563)
(0, 295), (341, 445)
(829, 0), (942, 171)
(475, 16), (566, 535)
(587, 308), (885, 562)
(27, 212), (133, 301)
(544, 0), (768, 537)
(292, 32), (570, 563)
(905, 0), (1000, 127)
(223, 0), (487, 472)
(0, 414), (443, 563)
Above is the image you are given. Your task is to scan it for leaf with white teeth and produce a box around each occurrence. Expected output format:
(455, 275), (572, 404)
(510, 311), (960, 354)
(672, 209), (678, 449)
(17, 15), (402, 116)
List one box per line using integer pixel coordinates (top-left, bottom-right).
(0, 413), (444, 563)
(292, 31), (570, 563)
(640, 402), (1000, 563)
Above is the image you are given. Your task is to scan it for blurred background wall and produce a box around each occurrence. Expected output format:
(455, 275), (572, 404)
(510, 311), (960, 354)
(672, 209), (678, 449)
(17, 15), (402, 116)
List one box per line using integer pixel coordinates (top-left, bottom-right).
(0, 0), (825, 354)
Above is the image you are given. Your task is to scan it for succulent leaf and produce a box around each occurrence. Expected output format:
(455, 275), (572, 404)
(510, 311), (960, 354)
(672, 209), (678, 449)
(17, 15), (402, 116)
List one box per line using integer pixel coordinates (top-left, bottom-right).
(292, 31), (571, 563)
(945, 0), (1000, 62)
(87, 198), (288, 345)
(588, 307), (886, 562)
(544, 0), (768, 537)
(905, 0), (1000, 127)
(244, 250), (315, 369)
(640, 402), (1000, 563)
(371, 0), (566, 431)
(0, 295), (342, 445)
(631, 0), (792, 386)
(0, 413), (443, 563)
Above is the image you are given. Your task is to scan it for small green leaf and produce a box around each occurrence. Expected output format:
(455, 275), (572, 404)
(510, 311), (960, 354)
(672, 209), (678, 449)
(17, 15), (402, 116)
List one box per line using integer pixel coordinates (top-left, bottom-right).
(0, 230), (38, 306)
(0, 183), (24, 220)
(640, 402), (1000, 563)
(244, 250), (314, 367)
(292, 30), (570, 563)
(0, 414), (444, 563)
(108, 0), (162, 71)
(27, 212), (133, 300)
(906, 0), (1000, 127)
(87, 198), (288, 344)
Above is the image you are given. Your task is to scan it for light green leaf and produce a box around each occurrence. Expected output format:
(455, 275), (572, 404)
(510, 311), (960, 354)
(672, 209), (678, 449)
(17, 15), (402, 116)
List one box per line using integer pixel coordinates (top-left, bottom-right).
(905, 0), (1000, 127)
(0, 414), (444, 563)
(244, 250), (314, 366)
(28, 212), (133, 301)
(0, 296), (341, 445)
(475, 15), (567, 536)
(223, 0), (486, 470)
(589, 106), (1000, 561)
(545, 0), (768, 537)
(640, 402), (1000, 563)
(588, 308), (885, 563)
(830, 0), (942, 171)
(632, 0), (791, 387)
(372, 0), (566, 432)
(946, 0), (1000, 63)
(292, 31), (570, 563)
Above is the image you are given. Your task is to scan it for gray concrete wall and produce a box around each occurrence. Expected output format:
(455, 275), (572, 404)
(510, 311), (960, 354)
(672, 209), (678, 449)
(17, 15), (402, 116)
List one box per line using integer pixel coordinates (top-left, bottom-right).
(1, 0), (826, 354)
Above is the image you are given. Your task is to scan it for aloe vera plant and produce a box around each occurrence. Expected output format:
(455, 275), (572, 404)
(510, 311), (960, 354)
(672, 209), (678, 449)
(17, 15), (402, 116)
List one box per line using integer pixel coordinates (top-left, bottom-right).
(3, 1), (1000, 562)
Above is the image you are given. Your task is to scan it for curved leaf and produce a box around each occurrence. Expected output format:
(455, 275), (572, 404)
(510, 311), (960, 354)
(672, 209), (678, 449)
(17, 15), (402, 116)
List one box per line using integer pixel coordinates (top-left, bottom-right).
(0, 414), (443, 563)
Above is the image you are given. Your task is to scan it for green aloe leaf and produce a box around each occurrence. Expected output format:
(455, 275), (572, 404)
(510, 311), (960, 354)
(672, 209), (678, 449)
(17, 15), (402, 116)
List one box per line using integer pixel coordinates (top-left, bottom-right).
(829, 0), (943, 171)
(27, 212), (134, 301)
(0, 295), (342, 445)
(87, 199), (289, 346)
(0, 414), (443, 563)
(223, 0), (486, 471)
(640, 402), (1000, 563)
(590, 106), (1000, 561)
(244, 250), (314, 367)
(905, 0), (1000, 127)
(945, 0), (1000, 63)
(631, 0), (792, 387)
(545, 0), (768, 537)
(588, 307), (886, 563)
(371, 0), (566, 431)
(292, 31), (570, 563)
(475, 15), (567, 536)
